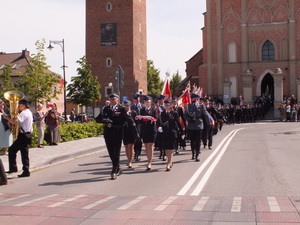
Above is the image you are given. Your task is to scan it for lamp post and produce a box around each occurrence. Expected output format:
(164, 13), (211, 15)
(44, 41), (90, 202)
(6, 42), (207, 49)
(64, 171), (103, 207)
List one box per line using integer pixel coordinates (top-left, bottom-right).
(47, 39), (67, 120)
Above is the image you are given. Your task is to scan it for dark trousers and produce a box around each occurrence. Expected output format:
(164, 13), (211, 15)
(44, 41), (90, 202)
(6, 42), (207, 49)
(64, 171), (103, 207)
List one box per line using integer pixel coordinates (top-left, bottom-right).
(8, 133), (31, 173)
(188, 129), (202, 156)
(134, 137), (142, 157)
(104, 127), (123, 173)
(0, 159), (7, 182)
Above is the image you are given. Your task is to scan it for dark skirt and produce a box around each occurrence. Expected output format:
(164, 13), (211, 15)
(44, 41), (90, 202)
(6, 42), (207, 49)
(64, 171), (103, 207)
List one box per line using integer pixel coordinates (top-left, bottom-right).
(161, 137), (176, 149)
(141, 133), (157, 144)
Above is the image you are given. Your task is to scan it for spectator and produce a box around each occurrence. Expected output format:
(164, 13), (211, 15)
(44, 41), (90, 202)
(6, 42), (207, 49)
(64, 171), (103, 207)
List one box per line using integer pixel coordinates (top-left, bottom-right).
(34, 103), (45, 148)
(45, 103), (60, 145)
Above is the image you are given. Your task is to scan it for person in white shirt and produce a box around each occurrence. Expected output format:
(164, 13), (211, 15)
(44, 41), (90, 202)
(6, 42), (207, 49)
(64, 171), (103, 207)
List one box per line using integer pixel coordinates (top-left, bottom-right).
(3, 99), (33, 177)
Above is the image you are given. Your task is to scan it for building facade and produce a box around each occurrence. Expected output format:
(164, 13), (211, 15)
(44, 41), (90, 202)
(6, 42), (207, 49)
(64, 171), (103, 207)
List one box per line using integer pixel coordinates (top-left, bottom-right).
(86, 0), (147, 105)
(187, 0), (300, 112)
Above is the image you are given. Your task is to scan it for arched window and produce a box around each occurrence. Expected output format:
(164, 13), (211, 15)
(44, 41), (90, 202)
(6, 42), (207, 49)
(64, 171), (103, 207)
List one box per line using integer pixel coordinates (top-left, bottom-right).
(262, 40), (275, 61)
(228, 42), (237, 63)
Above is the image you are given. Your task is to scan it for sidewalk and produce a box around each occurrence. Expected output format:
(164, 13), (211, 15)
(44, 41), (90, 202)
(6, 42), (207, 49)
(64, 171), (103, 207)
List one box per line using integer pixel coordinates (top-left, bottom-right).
(0, 136), (107, 174)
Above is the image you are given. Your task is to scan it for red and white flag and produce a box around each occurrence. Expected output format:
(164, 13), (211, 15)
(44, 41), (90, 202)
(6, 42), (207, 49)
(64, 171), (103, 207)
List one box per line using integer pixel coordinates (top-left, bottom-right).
(178, 87), (191, 108)
(161, 75), (172, 100)
(47, 102), (54, 108)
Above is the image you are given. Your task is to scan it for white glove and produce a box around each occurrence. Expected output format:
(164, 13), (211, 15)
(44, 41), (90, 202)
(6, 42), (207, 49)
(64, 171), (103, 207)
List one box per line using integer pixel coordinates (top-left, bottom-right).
(181, 135), (185, 140)
(158, 127), (163, 133)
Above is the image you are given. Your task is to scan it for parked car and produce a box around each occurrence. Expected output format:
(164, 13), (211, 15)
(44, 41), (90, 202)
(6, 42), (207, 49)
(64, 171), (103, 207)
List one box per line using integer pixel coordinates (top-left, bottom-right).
(75, 114), (88, 123)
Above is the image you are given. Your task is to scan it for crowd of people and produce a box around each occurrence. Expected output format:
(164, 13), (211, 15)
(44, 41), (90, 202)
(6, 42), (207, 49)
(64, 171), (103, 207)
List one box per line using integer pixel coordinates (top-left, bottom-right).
(278, 95), (300, 122)
(96, 93), (226, 180)
(0, 91), (297, 184)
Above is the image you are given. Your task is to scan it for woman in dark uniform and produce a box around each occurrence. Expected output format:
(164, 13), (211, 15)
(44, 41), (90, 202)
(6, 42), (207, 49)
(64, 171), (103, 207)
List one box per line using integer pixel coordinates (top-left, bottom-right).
(136, 96), (158, 170)
(123, 100), (139, 168)
(158, 99), (183, 171)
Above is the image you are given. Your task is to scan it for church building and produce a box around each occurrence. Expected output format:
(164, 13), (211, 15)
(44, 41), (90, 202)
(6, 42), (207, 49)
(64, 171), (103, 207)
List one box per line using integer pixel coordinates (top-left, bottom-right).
(186, 0), (300, 116)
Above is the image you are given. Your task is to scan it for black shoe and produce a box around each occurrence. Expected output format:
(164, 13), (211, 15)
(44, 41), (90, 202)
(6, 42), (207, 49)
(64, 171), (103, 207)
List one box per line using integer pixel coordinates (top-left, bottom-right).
(116, 168), (122, 176)
(6, 170), (17, 174)
(111, 173), (117, 180)
(195, 157), (200, 162)
(209, 147), (212, 150)
(175, 150), (179, 155)
(18, 172), (30, 177)
(166, 166), (171, 171)
(52, 142), (58, 146)
(192, 155), (195, 160)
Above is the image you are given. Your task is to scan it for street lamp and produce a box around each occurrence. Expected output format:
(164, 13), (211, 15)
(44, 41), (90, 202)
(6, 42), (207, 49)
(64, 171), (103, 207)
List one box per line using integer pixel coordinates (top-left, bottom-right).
(47, 39), (67, 120)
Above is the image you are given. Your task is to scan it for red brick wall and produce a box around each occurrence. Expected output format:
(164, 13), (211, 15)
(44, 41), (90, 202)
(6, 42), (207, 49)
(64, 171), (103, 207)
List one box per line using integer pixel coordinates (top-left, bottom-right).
(86, 0), (147, 105)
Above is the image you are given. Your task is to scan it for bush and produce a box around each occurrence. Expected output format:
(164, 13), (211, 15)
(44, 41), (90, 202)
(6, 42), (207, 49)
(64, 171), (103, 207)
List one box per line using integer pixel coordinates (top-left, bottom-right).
(30, 121), (103, 147)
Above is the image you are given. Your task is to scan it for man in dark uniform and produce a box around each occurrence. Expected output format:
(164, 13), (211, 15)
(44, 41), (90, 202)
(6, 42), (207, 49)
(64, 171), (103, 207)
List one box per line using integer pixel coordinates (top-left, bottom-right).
(184, 93), (211, 161)
(131, 94), (143, 161)
(96, 94), (127, 180)
(172, 96), (186, 153)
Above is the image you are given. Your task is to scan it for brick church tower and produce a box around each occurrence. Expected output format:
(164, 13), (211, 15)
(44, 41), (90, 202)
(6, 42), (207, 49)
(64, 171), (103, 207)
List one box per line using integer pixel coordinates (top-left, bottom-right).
(86, 0), (147, 104)
(187, 0), (300, 112)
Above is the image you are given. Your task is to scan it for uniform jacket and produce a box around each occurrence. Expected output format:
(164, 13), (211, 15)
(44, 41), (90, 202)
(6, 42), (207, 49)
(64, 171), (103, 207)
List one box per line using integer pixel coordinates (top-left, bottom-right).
(158, 110), (183, 140)
(184, 102), (210, 130)
(96, 104), (127, 138)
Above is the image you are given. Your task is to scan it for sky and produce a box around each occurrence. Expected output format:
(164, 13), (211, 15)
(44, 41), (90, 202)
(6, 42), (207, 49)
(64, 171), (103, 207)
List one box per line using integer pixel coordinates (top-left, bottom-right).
(1, 0), (206, 83)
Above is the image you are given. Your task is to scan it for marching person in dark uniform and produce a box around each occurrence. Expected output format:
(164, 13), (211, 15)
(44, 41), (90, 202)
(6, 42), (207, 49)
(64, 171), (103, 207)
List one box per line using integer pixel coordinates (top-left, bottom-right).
(131, 94), (143, 161)
(96, 94), (127, 180)
(155, 95), (166, 160)
(3, 99), (33, 177)
(203, 98), (224, 150)
(157, 99), (183, 171)
(184, 94), (211, 162)
(136, 96), (158, 170)
(172, 96), (186, 153)
(123, 100), (139, 168)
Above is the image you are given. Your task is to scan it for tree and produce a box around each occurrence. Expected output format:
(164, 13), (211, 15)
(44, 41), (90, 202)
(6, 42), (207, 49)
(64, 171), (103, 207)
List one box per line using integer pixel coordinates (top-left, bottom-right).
(67, 56), (101, 108)
(0, 64), (15, 98)
(16, 39), (61, 105)
(147, 60), (163, 98)
(170, 70), (182, 96)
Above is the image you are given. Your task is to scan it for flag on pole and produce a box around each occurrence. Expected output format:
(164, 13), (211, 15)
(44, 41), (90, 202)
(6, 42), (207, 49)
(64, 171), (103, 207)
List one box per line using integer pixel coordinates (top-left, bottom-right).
(161, 73), (172, 100)
(59, 78), (64, 87)
(178, 86), (191, 108)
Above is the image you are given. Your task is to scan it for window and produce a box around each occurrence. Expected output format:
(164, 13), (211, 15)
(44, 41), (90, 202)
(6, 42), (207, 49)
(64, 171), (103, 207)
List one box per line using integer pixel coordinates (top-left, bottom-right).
(262, 40), (275, 61)
(106, 58), (112, 67)
(105, 86), (113, 97)
(106, 2), (112, 12)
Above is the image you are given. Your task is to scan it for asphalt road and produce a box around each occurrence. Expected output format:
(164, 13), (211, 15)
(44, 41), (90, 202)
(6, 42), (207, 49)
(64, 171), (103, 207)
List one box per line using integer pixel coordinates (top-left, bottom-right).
(1, 122), (300, 224)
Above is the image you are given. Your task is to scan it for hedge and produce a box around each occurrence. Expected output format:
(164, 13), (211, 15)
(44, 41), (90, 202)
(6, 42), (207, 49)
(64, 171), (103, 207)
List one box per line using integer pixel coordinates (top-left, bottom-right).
(30, 121), (104, 148)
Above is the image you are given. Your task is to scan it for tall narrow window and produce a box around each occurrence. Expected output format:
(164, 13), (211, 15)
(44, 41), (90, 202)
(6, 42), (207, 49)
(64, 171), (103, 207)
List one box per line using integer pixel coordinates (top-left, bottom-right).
(106, 2), (112, 12)
(228, 42), (237, 63)
(262, 40), (275, 61)
(106, 58), (112, 67)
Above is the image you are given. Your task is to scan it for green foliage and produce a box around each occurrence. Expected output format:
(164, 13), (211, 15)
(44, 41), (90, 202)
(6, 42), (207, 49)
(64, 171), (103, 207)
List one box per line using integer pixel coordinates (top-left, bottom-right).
(16, 39), (61, 105)
(147, 60), (163, 98)
(67, 56), (101, 107)
(170, 70), (182, 95)
(0, 64), (15, 97)
(30, 120), (103, 147)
